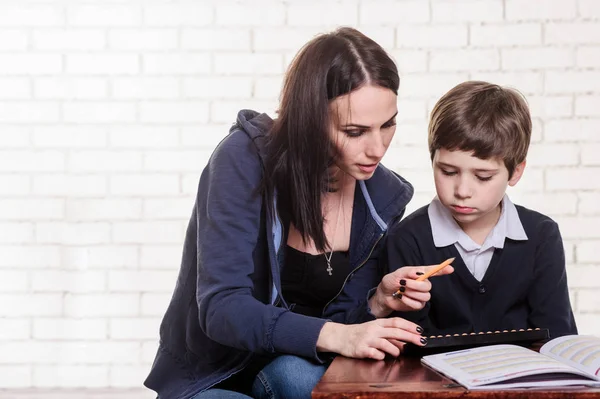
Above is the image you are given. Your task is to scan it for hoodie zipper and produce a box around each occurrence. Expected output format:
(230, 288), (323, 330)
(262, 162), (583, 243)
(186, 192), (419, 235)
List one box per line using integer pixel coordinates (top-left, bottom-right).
(321, 232), (384, 315)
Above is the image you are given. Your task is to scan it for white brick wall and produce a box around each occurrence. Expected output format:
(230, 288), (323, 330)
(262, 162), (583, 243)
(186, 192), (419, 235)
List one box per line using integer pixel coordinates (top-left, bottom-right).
(1, 0), (599, 393)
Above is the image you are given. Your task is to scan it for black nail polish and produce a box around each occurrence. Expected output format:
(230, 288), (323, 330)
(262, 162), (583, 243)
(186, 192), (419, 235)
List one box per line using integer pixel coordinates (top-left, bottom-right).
(416, 272), (424, 276)
(416, 326), (424, 333)
(420, 337), (428, 345)
(394, 293), (402, 299)
(400, 279), (406, 286)
(399, 286), (406, 292)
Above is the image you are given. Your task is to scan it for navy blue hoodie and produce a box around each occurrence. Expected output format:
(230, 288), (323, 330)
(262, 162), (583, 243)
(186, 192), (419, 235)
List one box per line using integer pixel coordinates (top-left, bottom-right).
(144, 110), (414, 399)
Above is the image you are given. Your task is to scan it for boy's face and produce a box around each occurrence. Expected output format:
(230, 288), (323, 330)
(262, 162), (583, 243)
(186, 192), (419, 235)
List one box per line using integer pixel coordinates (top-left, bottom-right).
(432, 148), (525, 230)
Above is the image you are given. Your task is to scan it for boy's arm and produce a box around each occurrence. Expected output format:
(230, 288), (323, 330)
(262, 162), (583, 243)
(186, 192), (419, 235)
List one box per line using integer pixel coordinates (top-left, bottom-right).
(527, 219), (578, 338)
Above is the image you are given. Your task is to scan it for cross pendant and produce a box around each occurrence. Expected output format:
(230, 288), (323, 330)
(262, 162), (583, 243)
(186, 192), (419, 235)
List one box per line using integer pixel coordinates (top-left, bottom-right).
(326, 263), (333, 276)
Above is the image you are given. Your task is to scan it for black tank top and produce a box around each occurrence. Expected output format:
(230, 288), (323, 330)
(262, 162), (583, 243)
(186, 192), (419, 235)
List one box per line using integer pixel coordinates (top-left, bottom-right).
(280, 244), (352, 317)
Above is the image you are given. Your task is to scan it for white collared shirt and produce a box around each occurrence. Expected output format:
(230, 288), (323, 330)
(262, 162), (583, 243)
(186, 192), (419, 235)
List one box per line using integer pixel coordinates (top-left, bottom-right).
(427, 195), (528, 281)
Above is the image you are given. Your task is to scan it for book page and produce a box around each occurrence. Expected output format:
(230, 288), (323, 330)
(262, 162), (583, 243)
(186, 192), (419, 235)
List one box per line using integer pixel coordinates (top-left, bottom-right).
(422, 344), (597, 389)
(541, 335), (600, 380)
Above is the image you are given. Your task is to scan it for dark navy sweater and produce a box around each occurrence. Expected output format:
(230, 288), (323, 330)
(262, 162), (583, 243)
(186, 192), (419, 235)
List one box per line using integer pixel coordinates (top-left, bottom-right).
(387, 205), (578, 339)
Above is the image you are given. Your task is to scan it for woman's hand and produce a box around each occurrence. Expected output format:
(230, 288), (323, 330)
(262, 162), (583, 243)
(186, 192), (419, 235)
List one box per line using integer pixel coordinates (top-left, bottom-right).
(368, 264), (454, 318)
(316, 319), (425, 360)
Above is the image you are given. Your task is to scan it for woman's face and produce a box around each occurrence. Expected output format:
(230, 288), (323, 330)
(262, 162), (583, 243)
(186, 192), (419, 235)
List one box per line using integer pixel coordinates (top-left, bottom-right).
(329, 84), (398, 180)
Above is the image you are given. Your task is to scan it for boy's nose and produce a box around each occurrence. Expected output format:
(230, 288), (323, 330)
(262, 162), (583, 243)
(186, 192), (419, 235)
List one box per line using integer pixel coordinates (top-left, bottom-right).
(454, 179), (472, 199)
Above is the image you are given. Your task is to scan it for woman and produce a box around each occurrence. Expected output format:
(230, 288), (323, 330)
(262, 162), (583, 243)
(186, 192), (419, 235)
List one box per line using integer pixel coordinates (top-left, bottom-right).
(144, 27), (449, 399)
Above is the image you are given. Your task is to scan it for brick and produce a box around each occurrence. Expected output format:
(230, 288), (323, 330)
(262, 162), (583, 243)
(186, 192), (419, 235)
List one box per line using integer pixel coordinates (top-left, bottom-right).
(0, 199), (64, 220)
(0, 246), (60, 268)
(527, 143), (579, 167)
(0, 5), (63, 26)
(144, 3), (213, 26)
(144, 54), (211, 75)
(142, 341), (159, 363)
(397, 99), (427, 121)
(33, 175), (107, 197)
(109, 29), (177, 50)
(62, 246), (138, 270)
(555, 217), (600, 239)
(501, 48), (573, 70)
(112, 77), (179, 99)
(143, 198), (194, 220)
(0, 366), (31, 388)
(432, 0), (502, 22)
(581, 144), (600, 165)
(563, 240), (575, 264)
(531, 118), (543, 143)
(0, 294), (62, 316)
(577, 241), (600, 263)
(216, 2), (283, 26)
(182, 28), (250, 51)
(67, 5), (141, 26)
(0, 319), (30, 340)
(109, 270), (177, 292)
(430, 49), (499, 71)
(527, 96), (573, 118)
(0, 222), (33, 244)
(505, 0), (576, 20)
(180, 125), (231, 148)
(110, 365), (152, 388)
(0, 29), (28, 50)
(576, 95), (600, 117)
(383, 146), (432, 171)
(579, 0), (600, 18)
(510, 192), (577, 215)
(211, 99), (277, 124)
(579, 289), (600, 313)
(470, 23), (542, 46)
(360, 0), (429, 24)
(510, 168), (544, 192)
(567, 265), (600, 288)
(33, 318), (107, 340)
(34, 365), (108, 388)
(68, 151), (142, 172)
(0, 54), (61, 74)
(36, 222), (111, 245)
(391, 121), (428, 146)
(110, 174), (179, 196)
(547, 168), (600, 190)
(109, 318), (161, 339)
(288, 1), (357, 26)
(33, 126), (107, 148)
(545, 119), (600, 142)
(182, 173), (202, 195)
(67, 54), (139, 75)
(396, 25), (467, 49)
(0, 271), (28, 292)
(399, 73), (469, 99)
(67, 199), (142, 221)
(112, 222), (184, 244)
(32, 271), (106, 293)
(63, 103), (136, 123)
(576, 46), (600, 67)
(0, 78), (31, 99)
(141, 293), (171, 316)
(184, 77), (253, 99)
(143, 150), (212, 172)
(574, 313), (600, 335)
(253, 28), (324, 51)
(9, 341), (141, 364)
(33, 29), (105, 50)
(546, 71), (600, 94)
(214, 53), (283, 75)
(35, 77), (108, 99)
(471, 72), (543, 95)
(0, 103), (59, 123)
(0, 127), (30, 147)
(140, 102), (208, 123)
(388, 50), (428, 73)
(353, 26), (395, 49)
(64, 294), (139, 317)
(109, 127), (179, 148)
(579, 193), (600, 214)
(140, 245), (183, 269)
(546, 23), (600, 44)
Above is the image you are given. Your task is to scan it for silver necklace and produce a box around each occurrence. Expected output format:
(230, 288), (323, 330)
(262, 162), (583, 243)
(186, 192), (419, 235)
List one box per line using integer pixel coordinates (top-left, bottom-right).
(324, 187), (344, 276)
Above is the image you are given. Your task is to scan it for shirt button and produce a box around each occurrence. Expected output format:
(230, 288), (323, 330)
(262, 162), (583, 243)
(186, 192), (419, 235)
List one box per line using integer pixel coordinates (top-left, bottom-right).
(478, 285), (486, 294)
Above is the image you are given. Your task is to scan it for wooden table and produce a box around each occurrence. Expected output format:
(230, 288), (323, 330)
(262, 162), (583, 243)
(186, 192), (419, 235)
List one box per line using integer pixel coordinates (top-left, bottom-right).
(312, 355), (600, 399)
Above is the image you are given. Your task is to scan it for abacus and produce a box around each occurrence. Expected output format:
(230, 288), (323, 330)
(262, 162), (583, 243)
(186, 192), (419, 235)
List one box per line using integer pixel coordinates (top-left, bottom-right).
(403, 328), (550, 356)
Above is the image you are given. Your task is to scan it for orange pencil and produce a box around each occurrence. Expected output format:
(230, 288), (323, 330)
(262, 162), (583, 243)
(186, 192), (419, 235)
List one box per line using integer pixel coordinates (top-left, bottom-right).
(392, 257), (455, 298)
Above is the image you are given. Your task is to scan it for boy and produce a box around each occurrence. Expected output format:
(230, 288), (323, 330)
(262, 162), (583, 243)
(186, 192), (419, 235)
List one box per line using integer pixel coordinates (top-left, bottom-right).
(386, 81), (577, 339)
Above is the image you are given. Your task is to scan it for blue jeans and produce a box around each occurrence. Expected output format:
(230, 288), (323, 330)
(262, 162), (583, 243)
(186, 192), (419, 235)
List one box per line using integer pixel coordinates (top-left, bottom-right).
(251, 355), (327, 399)
(191, 389), (253, 399)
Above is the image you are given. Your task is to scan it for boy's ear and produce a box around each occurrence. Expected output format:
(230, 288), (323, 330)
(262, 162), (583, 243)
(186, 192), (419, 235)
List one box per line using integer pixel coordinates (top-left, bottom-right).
(508, 160), (526, 187)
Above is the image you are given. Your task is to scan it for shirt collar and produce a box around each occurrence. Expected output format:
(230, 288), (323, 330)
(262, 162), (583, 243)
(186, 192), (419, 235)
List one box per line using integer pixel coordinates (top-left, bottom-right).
(428, 195), (528, 251)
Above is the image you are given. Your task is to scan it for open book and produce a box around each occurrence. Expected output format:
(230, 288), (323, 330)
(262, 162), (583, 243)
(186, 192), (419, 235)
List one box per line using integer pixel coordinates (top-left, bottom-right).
(422, 335), (600, 390)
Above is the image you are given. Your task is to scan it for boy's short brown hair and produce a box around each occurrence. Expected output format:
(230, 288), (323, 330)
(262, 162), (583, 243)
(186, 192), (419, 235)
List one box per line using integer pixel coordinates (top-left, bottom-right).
(428, 81), (532, 177)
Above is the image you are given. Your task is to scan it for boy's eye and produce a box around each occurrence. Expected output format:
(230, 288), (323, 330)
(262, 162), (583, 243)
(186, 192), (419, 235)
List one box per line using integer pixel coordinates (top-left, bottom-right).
(441, 169), (457, 176)
(477, 175), (493, 182)
(343, 129), (365, 138)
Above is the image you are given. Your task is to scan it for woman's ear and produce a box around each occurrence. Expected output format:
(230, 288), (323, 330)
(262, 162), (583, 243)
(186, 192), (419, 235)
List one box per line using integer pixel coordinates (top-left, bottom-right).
(508, 160), (526, 187)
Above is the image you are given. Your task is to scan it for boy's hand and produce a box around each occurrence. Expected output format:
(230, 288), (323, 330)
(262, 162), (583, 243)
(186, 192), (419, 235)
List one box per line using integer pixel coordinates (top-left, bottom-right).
(368, 264), (454, 318)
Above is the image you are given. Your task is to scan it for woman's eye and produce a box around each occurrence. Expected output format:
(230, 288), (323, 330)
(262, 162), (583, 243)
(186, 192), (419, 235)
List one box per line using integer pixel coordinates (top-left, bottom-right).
(343, 130), (364, 138)
(382, 121), (396, 129)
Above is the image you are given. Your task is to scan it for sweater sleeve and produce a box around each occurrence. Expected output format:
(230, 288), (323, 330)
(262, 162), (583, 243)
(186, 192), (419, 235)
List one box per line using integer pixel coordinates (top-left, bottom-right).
(527, 218), (578, 338)
(195, 130), (326, 360)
